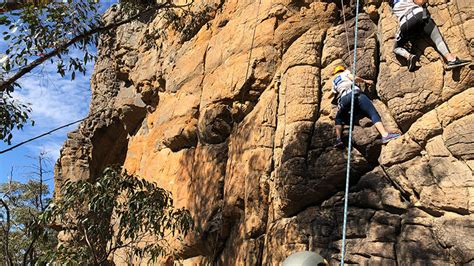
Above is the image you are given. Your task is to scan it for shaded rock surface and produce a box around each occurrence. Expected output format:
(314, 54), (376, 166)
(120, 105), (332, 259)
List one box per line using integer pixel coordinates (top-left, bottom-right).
(55, 0), (474, 264)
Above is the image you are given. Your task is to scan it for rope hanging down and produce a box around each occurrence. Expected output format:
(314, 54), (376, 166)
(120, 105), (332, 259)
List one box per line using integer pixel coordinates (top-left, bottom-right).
(243, 0), (262, 87)
(340, 0), (361, 264)
(340, 0), (353, 71)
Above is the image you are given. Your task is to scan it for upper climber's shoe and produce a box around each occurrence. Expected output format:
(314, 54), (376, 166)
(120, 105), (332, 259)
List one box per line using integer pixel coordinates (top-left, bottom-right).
(446, 58), (471, 70)
(408, 54), (416, 72)
(382, 133), (400, 144)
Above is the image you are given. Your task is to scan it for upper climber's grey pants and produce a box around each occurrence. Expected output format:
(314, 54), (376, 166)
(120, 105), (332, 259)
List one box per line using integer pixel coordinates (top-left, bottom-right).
(394, 11), (450, 59)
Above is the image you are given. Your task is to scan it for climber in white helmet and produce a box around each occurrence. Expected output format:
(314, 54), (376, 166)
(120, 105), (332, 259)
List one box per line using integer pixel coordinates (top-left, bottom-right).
(390, 0), (471, 71)
(332, 65), (400, 148)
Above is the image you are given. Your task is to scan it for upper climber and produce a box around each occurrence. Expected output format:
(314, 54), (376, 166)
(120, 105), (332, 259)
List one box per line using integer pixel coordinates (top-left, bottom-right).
(332, 65), (400, 148)
(390, 0), (471, 71)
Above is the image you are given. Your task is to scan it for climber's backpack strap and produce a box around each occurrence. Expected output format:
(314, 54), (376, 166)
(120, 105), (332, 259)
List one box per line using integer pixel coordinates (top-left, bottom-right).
(422, 3), (429, 20)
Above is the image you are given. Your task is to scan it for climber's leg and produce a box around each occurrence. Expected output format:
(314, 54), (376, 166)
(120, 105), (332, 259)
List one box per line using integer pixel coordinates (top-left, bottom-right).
(393, 32), (412, 60)
(394, 38), (416, 71)
(334, 94), (351, 148)
(357, 94), (382, 127)
(423, 18), (452, 60)
(394, 11), (424, 70)
(423, 18), (471, 69)
(374, 122), (389, 138)
(335, 94), (352, 126)
(356, 93), (400, 143)
(334, 125), (343, 146)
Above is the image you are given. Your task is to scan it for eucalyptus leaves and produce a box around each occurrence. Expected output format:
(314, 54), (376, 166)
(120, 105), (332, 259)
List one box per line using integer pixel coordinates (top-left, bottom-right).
(40, 167), (193, 264)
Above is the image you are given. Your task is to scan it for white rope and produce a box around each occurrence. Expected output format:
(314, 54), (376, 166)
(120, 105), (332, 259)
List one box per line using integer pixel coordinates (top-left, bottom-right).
(340, 0), (361, 264)
(243, 0), (262, 86)
(340, 0), (354, 70)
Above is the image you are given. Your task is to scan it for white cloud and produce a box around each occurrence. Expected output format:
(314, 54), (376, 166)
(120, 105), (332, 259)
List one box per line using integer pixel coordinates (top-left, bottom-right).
(13, 60), (92, 128)
(5, 49), (95, 159)
(32, 141), (64, 162)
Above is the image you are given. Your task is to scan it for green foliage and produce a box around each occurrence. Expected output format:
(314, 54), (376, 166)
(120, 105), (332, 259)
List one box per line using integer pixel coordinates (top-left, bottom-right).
(0, 177), (56, 265)
(0, 91), (33, 144)
(0, 0), (101, 145)
(0, 0), (100, 78)
(40, 167), (193, 264)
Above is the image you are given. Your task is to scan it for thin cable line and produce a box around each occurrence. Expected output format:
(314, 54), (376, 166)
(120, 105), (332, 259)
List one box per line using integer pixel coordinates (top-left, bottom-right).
(0, 118), (86, 154)
(0, 107), (107, 155)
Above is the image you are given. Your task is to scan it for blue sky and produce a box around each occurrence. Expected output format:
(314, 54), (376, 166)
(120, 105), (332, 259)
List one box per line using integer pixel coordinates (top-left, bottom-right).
(0, 1), (117, 191)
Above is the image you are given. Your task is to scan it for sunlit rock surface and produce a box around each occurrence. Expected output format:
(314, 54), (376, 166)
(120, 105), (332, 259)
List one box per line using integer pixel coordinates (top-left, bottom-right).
(56, 0), (474, 264)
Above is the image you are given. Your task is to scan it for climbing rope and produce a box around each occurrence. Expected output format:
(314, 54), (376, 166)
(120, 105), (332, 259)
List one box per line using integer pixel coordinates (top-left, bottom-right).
(241, 0), (262, 258)
(451, 0), (471, 57)
(340, 0), (353, 71)
(243, 0), (262, 95)
(340, 0), (361, 264)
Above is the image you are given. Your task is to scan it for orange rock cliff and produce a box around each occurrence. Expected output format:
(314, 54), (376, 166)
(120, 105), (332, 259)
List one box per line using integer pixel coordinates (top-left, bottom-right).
(55, 0), (474, 264)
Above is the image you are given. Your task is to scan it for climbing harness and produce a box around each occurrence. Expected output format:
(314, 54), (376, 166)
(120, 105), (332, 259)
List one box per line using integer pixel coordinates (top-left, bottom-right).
(340, 0), (361, 265)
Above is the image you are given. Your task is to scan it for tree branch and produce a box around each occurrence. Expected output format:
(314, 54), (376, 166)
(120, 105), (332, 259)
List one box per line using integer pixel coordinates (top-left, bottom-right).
(0, 199), (13, 266)
(82, 226), (99, 265)
(0, 1), (52, 13)
(103, 240), (135, 264)
(0, 1), (193, 92)
(22, 233), (38, 266)
(38, 154), (44, 211)
(22, 210), (43, 265)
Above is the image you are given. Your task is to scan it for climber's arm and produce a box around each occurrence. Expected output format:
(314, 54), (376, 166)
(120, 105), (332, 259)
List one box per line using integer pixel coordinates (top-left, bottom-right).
(354, 76), (373, 86)
(348, 73), (373, 86)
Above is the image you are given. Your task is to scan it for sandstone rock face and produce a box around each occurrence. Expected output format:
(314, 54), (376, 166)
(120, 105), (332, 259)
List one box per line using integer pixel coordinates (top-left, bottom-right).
(56, 0), (474, 264)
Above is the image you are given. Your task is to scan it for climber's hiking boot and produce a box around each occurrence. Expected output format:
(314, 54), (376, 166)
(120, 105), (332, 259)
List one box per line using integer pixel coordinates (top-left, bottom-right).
(445, 58), (471, 70)
(408, 54), (416, 72)
(334, 138), (344, 148)
(382, 133), (400, 144)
